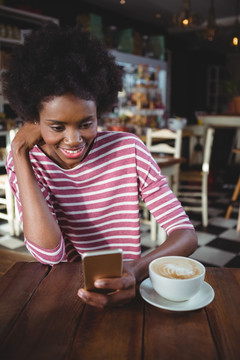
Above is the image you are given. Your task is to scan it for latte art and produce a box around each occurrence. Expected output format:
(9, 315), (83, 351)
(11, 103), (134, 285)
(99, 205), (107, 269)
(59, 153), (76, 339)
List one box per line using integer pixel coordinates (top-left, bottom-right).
(149, 256), (205, 301)
(153, 259), (202, 279)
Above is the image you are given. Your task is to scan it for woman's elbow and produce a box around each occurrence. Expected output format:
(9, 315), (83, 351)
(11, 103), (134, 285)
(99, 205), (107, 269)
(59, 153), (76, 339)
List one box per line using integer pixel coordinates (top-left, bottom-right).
(188, 229), (198, 254)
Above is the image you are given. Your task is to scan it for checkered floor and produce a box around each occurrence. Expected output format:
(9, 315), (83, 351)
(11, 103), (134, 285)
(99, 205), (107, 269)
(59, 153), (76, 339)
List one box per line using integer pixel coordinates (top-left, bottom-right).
(141, 190), (240, 268)
(0, 190), (240, 268)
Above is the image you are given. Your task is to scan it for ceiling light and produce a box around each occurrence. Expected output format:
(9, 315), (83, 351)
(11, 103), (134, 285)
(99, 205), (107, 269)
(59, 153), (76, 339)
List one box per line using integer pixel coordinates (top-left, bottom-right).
(231, 0), (240, 48)
(173, 0), (193, 28)
(233, 36), (239, 46)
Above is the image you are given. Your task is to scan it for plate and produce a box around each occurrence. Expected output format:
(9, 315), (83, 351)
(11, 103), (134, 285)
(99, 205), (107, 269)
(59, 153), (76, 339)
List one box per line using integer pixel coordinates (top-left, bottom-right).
(139, 278), (215, 312)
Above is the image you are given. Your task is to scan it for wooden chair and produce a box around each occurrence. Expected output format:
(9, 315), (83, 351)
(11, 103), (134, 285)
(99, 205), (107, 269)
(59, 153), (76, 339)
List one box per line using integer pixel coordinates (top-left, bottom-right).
(225, 149), (240, 232)
(0, 128), (21, 236)
(178, 127), (215, 227)
(146, 128), (183, 195)
(0, 174), (16, 235)
(184, 124), (204, 166)
(140, 128), (183, 243)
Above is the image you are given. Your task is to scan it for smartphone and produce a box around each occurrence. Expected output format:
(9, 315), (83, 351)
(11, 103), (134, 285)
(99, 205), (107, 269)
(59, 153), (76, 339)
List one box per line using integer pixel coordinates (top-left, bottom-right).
(82, 249), (123, 292)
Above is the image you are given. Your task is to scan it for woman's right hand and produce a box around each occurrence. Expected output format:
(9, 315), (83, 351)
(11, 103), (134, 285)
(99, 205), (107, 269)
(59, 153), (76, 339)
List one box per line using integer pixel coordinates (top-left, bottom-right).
(11, 122), (43, 155)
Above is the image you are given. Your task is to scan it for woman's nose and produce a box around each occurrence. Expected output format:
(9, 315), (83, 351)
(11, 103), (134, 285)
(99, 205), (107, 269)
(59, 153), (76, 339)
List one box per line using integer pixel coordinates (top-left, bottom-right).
(64, 129), (82, 146)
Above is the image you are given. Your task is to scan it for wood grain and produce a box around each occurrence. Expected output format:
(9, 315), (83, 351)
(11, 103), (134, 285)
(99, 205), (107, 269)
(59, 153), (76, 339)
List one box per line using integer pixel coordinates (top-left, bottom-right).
(0, 248), (36, 278)
(70, 293), (144, 360)
(0, 262), (84, 360)
(144, 303), (218, 360)
(0, 262), (239, 360)
(0, 262), (49, 344)
(205, 268), (240, 360)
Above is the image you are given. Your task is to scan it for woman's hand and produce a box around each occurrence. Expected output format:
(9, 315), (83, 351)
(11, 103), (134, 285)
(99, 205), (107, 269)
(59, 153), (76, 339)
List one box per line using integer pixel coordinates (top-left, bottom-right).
(77, 229), (198, 309)
(11, 122), (44, 155)
(77, 263), (137, 308)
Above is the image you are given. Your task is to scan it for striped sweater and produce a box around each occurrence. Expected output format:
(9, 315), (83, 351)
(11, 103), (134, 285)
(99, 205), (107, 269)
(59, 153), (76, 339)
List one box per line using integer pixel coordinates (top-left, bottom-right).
(6, 131), (194, 265)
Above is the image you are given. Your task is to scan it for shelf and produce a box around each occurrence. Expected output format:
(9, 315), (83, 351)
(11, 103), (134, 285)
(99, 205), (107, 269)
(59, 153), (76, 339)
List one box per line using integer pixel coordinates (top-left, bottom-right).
(119, 107), (164, 117)
(130, 86), (161, 94)
(0, 5), (59, 26)
(110, 50), (167, 70)
(0, 6), (59, 114)
(135, 109), (164, 116)
(0, 36), (22, 46)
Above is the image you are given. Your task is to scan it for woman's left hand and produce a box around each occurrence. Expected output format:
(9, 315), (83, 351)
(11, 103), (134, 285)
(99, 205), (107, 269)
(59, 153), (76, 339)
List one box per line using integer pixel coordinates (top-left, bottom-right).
(77, 263), (136, 308)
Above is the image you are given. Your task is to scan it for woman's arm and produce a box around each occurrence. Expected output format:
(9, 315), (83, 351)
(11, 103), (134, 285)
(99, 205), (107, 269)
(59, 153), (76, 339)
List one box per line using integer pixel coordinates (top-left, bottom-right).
(77, 228), (198, 308)
(128, 228), (198, 283)
(77, 137), (198, 307)
(10, 123), (61, 249)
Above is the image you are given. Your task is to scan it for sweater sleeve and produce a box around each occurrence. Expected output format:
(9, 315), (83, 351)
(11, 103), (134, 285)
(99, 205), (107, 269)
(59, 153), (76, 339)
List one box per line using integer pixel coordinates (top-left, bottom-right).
(5, 151), (66, 265)
(134, 140), (194, 234)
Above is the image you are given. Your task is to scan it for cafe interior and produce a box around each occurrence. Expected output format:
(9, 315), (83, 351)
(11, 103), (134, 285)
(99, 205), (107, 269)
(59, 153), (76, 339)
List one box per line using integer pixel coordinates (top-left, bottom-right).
(1, 2), (240, 359)
(0, 0), (240, 271)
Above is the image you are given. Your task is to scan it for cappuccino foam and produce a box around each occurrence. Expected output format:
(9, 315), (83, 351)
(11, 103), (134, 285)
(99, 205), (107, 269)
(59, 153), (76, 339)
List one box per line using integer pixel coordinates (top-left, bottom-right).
(153, 258), (202, 279)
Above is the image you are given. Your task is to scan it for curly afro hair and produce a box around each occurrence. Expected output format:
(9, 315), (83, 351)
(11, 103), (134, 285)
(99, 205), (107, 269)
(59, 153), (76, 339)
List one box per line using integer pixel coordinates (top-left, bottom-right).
(2, 22), (123, 122)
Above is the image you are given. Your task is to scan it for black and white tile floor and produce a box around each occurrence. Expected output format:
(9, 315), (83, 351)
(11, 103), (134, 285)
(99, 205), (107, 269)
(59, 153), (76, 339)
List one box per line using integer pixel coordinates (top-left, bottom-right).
(0, 190), (240, 268)
(141, 190), (240, 268)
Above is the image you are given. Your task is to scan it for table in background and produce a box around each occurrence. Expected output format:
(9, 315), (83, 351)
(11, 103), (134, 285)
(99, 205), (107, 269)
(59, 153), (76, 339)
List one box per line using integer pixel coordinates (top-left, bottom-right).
(152, 154), (185, 189)
(0, 249), (35, 278)
(0, 259), (239, 360)
(197, 115), (240, 163)
(139, 155), (186, 243)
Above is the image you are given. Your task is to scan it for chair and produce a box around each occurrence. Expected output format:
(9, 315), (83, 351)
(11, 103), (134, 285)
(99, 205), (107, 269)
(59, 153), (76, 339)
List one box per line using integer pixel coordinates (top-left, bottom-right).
(0, 128), (21, 236)
(177, 127), (215, 227)
(140, 128), (183, 243)
(225, 175), (240, 232)
(146, 128), (183, 195)
(0, 175), (16, 235)
(184, 124), (204, 166)
(225, 148), (240, 232)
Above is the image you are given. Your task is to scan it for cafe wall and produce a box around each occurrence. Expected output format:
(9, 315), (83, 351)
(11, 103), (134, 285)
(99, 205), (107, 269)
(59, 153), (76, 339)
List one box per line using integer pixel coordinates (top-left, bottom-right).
(170, 48), (226, 123)
(226, 52), (240, 81)
(1, 0), (234, 124)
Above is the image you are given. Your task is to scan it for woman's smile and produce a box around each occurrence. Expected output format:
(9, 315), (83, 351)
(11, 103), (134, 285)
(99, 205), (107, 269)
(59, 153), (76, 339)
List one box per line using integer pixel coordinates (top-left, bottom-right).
(39, 94), (98, 169)
(59, 145), (86, 159)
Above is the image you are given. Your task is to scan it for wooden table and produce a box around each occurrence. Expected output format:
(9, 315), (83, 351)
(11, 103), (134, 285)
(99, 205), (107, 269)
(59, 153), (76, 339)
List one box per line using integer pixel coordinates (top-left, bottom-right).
(141, 155), (186, 243)
(153, 154), (185, 170)
(0, 248), (35, 278)
(0, 261), (239, 360)
(197, 115), (240, 163)
(152, 155), (185, 187)
(154, 155), (185, 195)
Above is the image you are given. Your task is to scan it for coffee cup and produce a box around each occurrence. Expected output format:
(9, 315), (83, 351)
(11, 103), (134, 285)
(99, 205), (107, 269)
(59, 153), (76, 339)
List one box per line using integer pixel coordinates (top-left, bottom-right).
(149, 256), (205, 302)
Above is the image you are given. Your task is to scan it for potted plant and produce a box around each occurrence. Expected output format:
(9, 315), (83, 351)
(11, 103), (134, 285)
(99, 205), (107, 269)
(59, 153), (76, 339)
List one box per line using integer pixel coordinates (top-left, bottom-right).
(222, 79), (240, 114)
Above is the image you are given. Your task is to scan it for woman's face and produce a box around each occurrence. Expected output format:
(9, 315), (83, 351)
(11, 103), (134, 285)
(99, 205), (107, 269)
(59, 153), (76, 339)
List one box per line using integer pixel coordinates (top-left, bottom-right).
(39, 94), (98, 169)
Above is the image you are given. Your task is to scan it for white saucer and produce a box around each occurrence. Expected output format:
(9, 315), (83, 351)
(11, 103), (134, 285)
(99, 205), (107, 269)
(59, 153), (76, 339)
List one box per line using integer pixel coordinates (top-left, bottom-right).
(139, 278), (215, 312)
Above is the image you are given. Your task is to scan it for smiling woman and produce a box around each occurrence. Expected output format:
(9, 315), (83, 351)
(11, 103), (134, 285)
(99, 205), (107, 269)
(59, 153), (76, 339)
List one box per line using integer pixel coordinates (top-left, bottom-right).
(39, 96), (98, 169)
(2, 23), (197, 308)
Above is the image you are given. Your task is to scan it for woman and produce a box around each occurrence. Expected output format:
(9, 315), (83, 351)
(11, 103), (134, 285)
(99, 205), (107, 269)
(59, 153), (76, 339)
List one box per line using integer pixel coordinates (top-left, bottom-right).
(2, 23), (197, 308)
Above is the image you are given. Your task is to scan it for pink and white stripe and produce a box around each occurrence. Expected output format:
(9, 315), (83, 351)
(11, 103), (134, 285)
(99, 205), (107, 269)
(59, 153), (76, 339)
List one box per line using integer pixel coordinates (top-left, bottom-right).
(6, 131), (194, 265)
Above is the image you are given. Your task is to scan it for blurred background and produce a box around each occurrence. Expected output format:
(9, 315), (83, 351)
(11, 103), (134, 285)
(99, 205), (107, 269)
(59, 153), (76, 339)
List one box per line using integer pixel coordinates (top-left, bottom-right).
(1, 1), (240, 268)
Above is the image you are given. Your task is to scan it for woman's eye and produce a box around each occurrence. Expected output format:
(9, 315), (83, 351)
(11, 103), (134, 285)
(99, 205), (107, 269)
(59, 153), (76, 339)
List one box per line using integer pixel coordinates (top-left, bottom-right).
(80, 122), (93, 129)
(51, 126), (64, 132)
